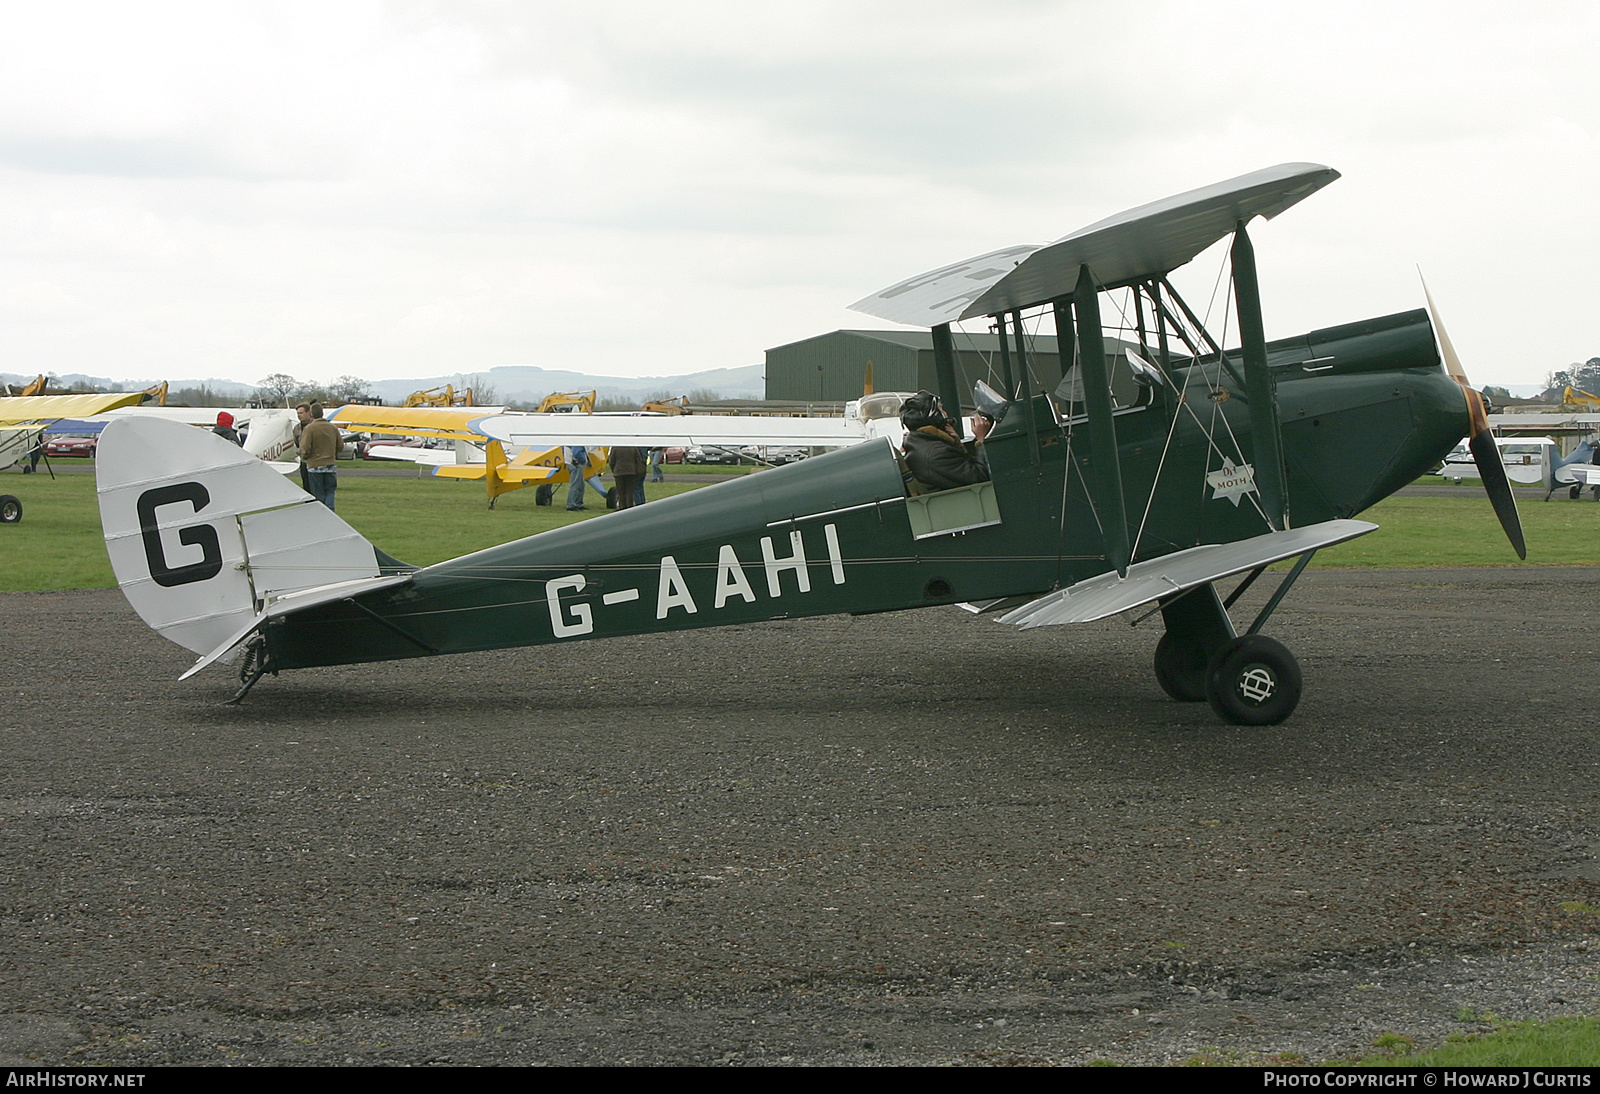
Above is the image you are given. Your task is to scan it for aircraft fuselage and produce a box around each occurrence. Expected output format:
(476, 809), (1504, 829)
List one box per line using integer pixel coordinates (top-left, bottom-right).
(262, 309), (1467, 671)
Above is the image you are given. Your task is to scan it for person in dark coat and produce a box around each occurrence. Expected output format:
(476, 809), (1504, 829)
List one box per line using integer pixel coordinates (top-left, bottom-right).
(899, 390), (990, 492)
(609, 446), (648, 510)
(212, 411), (243, 446)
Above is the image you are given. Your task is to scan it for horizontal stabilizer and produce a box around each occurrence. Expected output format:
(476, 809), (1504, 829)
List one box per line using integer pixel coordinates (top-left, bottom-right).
(179, 574), (413, 679)
(996, 519), (1376, 628)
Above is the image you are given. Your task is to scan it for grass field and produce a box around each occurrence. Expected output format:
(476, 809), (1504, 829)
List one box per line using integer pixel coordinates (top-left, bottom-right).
(2, 467), (1597, 593)
(0, 469), (707, 591)
(1351, 1016), (1600, 1067)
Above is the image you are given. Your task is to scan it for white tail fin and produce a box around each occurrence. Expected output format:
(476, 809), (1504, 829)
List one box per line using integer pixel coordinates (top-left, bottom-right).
(97, 417), (384, 656)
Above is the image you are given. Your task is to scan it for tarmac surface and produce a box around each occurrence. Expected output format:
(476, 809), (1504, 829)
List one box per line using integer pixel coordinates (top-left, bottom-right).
(3, 567), (1599, 1066)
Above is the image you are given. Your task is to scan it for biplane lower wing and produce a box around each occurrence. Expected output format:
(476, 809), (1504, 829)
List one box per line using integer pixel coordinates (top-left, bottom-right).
(996, 520), (1378, 628)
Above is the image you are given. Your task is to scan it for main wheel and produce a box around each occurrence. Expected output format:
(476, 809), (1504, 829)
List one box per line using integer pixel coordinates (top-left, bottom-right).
(605, 487), (618, 510)
(1153, 633), (1208, 702)
(0, 495), (20, 524)
(535, 484), (554, 506)
(1204, 635), (1302, 725)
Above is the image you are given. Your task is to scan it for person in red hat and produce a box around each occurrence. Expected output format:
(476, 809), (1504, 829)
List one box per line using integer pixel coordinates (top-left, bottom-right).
(212, 410), (243, 446)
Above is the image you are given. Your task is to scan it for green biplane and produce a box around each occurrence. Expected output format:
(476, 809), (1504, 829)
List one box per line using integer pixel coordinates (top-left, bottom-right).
(95, 163), (1521, 723)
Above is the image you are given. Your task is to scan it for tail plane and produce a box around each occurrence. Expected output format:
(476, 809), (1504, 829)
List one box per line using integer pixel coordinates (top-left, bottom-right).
(96, 417), (405, 667)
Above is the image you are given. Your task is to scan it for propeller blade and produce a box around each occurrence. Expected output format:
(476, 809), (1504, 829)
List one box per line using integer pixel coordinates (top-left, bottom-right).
(1468, 429), (1527, 559)
(1421, 274), (1526, 559)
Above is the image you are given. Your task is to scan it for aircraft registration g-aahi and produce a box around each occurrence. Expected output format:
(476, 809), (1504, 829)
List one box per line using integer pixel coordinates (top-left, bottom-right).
(94, 164), (1523, 724)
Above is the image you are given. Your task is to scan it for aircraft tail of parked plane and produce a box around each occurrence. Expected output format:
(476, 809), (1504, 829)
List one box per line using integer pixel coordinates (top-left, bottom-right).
(1540, 438), (1599, 500)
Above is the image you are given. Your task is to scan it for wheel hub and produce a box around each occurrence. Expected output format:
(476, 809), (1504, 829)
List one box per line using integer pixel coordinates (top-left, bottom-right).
(1236, 665), (1276, 704)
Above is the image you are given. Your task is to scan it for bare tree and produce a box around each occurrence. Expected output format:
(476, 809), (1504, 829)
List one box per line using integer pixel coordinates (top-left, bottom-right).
(326, 375), (374, 404)
(460, 374), (497, 406)
(256, 373), (299, 406)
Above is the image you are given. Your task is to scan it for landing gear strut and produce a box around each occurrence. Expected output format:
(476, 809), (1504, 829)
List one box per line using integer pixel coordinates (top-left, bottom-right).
(226, 633), (273, 705)
(1152, 551), (1316, 725)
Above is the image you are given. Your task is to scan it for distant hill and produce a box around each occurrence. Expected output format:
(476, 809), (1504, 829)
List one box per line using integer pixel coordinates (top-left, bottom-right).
(1, 363), (766, 405)
(364, 364), (765, 405)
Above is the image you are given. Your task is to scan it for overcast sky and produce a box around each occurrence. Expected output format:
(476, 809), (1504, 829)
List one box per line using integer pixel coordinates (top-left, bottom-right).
(0, 1), (1594, 390)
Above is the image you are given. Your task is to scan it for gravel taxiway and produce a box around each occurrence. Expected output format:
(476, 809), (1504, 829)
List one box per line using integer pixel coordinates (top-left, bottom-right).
(2, 567), (1598, 1065)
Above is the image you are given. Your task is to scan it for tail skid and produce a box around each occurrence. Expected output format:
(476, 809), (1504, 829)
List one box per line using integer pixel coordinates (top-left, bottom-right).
(96, 417), (404, 675)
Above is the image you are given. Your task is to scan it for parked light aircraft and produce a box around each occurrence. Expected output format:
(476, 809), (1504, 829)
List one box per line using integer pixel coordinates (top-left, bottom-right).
(1437, 435), (1552, 485)
(1541, 439), (1600, 500)
(0, 392), (150, 472)
(1438, 435), (1600, 501)
(94, 164), (1522, 725)
(326, 396), (599, 508)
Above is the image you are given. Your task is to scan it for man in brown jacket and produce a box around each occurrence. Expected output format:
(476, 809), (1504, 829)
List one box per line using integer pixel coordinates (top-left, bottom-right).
(297, 402), (341, 510)
(608, 446), (647, 510)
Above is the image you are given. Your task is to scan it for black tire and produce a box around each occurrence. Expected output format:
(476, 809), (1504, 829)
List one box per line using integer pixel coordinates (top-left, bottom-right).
(0, 495), (20, 524)
(605, 487), (618, 510)
(1204, 635), (1302, 726)
(1153, 633), (1208, 702)
(535, 484), (553, 506)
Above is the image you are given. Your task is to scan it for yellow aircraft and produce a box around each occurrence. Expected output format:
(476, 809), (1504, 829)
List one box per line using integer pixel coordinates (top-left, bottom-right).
(326, 392), (608, 508)
(0, 391), (150, 472)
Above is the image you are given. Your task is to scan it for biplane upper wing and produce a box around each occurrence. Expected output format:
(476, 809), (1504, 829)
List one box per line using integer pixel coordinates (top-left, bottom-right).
(848, 162), (1339, 326)
(995, 519), (1377, 629)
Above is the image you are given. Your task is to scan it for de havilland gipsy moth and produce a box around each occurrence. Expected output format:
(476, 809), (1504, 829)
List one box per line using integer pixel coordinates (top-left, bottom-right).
(94, 164), (1524, 724)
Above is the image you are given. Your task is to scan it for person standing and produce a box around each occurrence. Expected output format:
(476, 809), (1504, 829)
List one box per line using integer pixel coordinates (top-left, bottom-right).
(609, 446), (647, 510)
(297, 402), (340, 510)
(293, 403), (312, 491)
(564, 445), (590, 510)
(649, 447), (665, 483)
(212, 411), (243, 446)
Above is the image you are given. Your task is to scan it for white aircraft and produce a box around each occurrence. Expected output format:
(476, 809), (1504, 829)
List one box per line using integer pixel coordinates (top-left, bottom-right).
(89, 406), (300, 464)
(1436, 435), (1553, 485)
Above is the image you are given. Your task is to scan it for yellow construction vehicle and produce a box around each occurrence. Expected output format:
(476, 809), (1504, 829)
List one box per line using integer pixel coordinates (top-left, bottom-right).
(1563, 386), (1600, 409)
(403, 384), (475, 408)
(536, 391), (596, 414)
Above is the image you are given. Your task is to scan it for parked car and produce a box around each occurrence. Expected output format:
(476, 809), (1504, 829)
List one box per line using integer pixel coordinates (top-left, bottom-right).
(685, 446), (741, 465)
(44, 434), (97, 457)
(663, 446), (686, 464)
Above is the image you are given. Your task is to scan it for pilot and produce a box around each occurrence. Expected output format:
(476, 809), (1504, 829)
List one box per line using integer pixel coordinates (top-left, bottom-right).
(900, 390), (991, 492)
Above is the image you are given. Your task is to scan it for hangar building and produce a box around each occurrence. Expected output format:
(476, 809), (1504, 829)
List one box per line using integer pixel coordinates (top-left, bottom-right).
(764, 330), (1066, 406)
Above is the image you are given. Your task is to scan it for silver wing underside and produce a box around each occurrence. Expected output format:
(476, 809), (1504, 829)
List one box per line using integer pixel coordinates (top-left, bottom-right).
(995, 519), (1377, 628)
(849, 162), (1339, 327)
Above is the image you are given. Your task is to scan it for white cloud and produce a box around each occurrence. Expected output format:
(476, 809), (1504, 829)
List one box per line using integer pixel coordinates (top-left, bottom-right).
(0, 0), (1594, 387)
